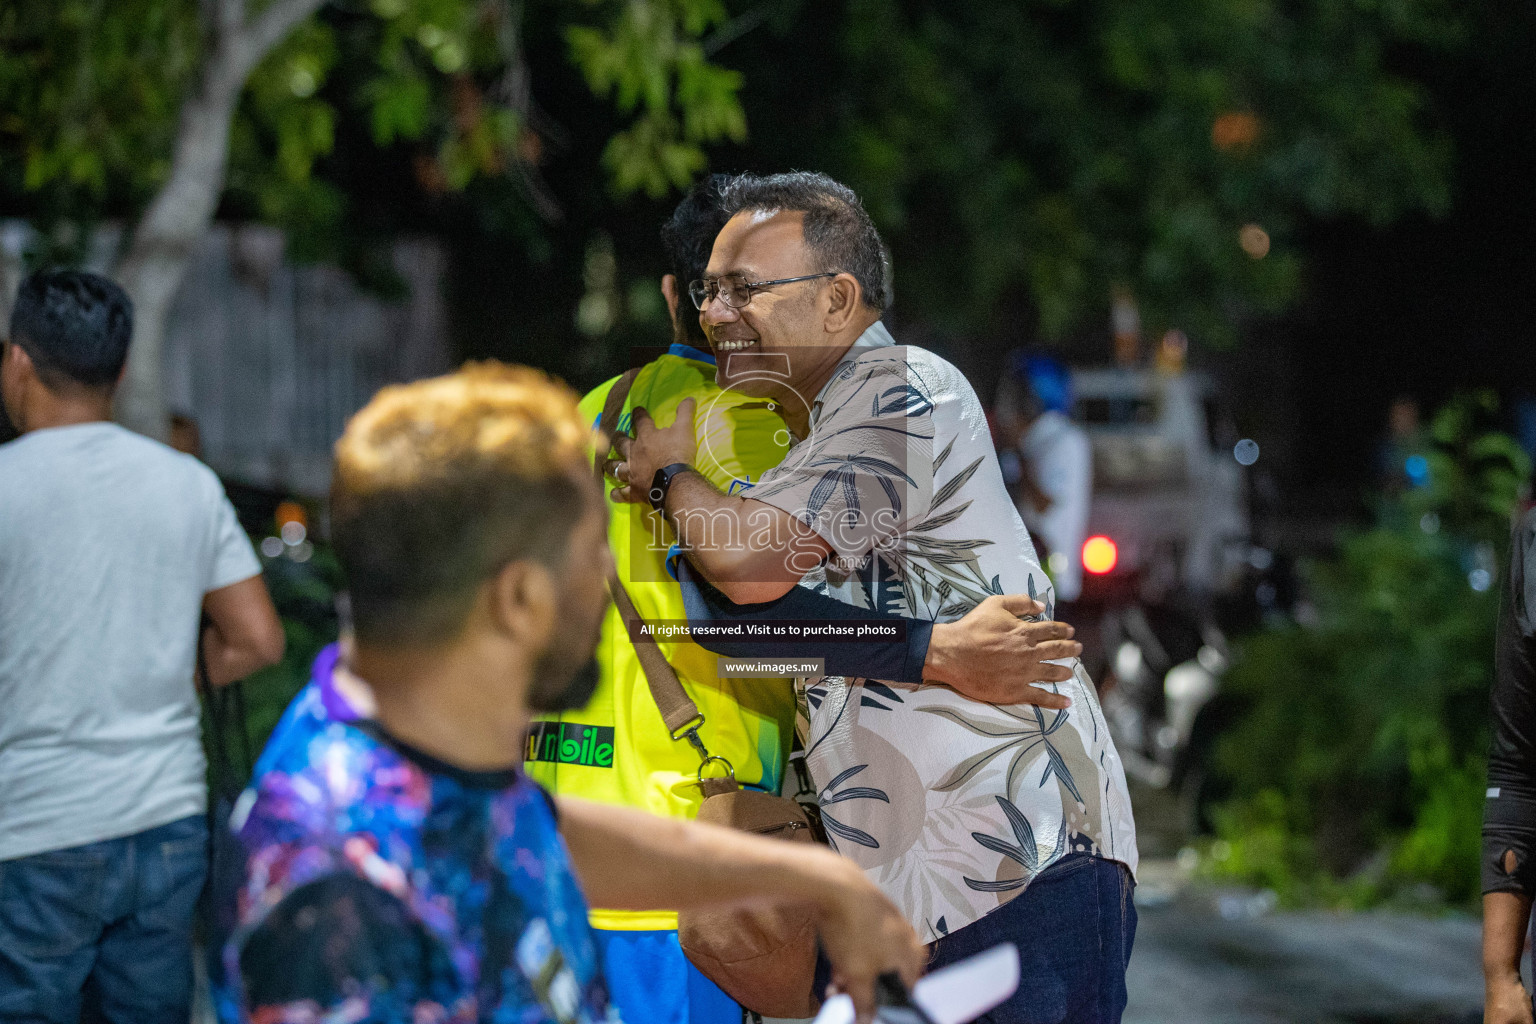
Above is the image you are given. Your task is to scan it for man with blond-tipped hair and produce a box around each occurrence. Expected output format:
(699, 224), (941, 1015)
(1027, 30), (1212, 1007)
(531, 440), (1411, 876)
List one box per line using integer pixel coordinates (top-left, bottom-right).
(212, 362), (925, 1024)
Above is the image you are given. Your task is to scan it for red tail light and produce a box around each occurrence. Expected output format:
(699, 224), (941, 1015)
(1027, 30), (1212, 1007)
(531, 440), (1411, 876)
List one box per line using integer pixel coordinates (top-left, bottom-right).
(1083, 536), (1118, 574)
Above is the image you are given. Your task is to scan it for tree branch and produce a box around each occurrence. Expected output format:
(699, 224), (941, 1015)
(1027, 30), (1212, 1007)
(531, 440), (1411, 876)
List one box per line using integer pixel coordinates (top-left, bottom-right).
(487, 0), (565, 222)
(703, 1), (788, 57)
(239, 0), (327, 72)
(115, 0), (324, 438)
(213, 0), (246, 50)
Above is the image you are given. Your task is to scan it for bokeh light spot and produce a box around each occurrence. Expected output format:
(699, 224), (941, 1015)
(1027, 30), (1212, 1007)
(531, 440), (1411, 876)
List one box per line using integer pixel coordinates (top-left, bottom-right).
(1212, 112), (1261, 151)
(1240, 224), (1271, 259)
(1083, 536), (1118, 575)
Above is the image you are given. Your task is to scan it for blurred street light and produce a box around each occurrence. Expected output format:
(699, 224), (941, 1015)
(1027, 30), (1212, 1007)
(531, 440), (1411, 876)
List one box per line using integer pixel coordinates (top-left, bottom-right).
(1157, 329), (1189, 373)
(1212, 112), (1261, 152)
(1083, 536), (1119, 574)
(1240, 224), (1271, 259)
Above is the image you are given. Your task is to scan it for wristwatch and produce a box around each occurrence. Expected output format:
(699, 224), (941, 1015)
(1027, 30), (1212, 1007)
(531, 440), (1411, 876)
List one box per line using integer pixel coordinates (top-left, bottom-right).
(648, 463), (692, 512)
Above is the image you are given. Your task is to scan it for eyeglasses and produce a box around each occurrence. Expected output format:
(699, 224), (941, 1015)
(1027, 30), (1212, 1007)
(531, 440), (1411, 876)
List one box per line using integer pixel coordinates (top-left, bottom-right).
(687, 272), (836, 311)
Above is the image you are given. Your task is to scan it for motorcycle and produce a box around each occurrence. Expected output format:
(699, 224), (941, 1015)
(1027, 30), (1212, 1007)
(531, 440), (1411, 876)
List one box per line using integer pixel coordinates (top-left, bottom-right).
(1077, 539), (1286, 834)
(1074, 544), (1236, 833)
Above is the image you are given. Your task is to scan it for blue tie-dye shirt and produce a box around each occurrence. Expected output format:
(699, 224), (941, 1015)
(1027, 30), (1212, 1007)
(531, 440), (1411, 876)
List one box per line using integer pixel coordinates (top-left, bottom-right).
(212, 672), (619, 1024)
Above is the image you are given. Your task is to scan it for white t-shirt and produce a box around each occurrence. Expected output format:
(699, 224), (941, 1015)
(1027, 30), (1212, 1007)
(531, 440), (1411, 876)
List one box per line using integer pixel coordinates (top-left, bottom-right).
(0, 422), (260, 861)
(1017, 410), (1092, 601)
(746, 325), (1137, 942)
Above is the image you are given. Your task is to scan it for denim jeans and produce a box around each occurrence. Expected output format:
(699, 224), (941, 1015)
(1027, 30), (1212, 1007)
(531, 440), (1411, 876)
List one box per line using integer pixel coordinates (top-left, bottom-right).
(926, 853), (1137, 1024)
(0, 815), (208, 1024)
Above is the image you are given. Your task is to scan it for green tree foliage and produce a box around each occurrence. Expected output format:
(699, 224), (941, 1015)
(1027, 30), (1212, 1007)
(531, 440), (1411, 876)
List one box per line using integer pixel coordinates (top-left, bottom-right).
(0, 0), (746, 252)
(569, 0), (746, 197)
(1, 1), (1469, 397)
(0, 0), (200, 232)
(728, 0), (1459, 347)
(1, 0), (747, 436)
(1208, 395), (1530, 906)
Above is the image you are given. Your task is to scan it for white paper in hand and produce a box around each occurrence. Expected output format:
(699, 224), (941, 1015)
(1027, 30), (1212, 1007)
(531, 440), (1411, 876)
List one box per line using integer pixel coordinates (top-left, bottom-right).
(810, 943), (1021, 1024)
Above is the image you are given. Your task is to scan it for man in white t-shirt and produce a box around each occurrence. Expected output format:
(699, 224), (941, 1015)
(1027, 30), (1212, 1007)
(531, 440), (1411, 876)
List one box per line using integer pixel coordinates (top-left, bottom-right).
(1001, 352), (1093, 604)
(0, 270), (284, 1023)
(613, 172), (1138, 1024)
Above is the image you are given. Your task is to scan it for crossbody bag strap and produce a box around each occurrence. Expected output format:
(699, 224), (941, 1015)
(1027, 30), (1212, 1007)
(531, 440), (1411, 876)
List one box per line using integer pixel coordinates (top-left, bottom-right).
(595, 368), (733, 794)
(606, 570), (704, 740)
(595, 367), (643, 472)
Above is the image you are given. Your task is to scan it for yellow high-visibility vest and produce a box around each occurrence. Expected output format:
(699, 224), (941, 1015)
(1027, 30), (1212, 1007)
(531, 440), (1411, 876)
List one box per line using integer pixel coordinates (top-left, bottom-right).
(525, 346), (796, 931)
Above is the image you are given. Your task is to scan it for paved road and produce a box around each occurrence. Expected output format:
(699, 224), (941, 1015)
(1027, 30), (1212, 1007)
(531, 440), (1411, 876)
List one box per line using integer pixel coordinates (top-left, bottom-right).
(1126, 865), (1485, 1024)
(199, 859), (1491, 1024)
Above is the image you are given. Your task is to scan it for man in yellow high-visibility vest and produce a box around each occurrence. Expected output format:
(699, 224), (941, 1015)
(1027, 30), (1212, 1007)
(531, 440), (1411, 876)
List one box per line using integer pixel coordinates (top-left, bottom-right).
(525, 178), (796, 1024)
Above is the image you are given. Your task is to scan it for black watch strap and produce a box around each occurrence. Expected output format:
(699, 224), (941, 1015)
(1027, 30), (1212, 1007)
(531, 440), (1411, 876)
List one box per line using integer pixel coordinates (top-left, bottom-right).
(648, 463), (692, 511)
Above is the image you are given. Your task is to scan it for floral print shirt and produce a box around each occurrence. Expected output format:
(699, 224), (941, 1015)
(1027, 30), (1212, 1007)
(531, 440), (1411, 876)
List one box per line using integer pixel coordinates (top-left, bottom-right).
(746, 323), (1138, 942)
(211, 687), (618, 1024)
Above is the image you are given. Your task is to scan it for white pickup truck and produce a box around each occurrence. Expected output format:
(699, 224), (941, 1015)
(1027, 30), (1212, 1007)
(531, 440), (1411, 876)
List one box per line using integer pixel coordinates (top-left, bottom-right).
(1070, 367), (1251, 599)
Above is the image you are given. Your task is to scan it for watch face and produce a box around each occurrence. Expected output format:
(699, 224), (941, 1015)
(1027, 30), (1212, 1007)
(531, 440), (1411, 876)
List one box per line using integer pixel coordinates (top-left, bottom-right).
(649, 464), (684, 510)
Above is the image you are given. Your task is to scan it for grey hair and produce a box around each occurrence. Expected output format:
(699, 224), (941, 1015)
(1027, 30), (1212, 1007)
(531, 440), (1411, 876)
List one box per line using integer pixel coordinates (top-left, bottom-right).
(719, 171), (891, 312)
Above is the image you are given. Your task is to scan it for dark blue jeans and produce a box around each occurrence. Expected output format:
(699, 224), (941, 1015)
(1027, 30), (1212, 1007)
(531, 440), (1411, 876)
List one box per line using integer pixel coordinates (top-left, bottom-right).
(0, 815), (208, 1024)
(927, 853), (1137, 1024)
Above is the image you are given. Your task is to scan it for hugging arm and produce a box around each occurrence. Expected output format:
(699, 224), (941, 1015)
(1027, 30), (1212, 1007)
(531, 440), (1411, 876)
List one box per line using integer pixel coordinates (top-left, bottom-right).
(660, 470), (833, 604)
(611, 397), (1081, 706)
(677, 560), (1080, 707)
(603, 398), (831, 603)
(676, 557), (930, 681)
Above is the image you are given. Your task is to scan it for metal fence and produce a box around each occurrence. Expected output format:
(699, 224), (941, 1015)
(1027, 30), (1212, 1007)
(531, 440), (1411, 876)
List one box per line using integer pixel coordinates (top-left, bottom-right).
(1, 221), (452, 496)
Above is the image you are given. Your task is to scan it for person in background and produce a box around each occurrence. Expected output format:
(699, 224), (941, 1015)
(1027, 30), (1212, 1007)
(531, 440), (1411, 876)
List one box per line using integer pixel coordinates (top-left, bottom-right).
(169, 412), (202, 458)
(1377, 394), (1429, 496)
(0, 269), (284, 1023)
(996, 351), (1093, 609)
(525, 176), (794, 1024)
(1482, 505), (1536, 1024)
(212, 363), (925, 1023)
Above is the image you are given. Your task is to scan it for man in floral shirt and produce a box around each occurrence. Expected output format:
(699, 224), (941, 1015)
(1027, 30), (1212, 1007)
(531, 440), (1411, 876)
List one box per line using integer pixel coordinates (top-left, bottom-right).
(613, 172), (1139, 1024)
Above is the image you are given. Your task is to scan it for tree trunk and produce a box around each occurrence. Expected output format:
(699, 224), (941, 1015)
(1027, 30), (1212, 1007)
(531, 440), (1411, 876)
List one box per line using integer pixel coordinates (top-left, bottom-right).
(114, 73), (241, 438)
(113, 0), (326, 439)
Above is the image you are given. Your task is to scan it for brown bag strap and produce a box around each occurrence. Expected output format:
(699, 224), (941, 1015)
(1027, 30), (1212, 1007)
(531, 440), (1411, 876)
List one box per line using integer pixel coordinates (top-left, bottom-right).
(595, 368), (642, 478)
(607, 570), (705, 739)
(594, 369), (727, 789)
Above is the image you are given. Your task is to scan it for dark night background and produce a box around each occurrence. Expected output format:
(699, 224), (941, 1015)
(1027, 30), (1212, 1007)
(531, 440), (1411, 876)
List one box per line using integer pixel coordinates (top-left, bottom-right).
(4, 0), (1532, 509)
(311, 0), (1535, 516)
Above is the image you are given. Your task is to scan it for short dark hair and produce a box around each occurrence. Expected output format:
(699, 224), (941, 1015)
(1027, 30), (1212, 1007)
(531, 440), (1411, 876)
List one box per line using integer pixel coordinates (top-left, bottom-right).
(719, 171), (891, 312)
(330, 362), (593, 647)
(8, 270), (133, 392)
(660, 174), (733, 346)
